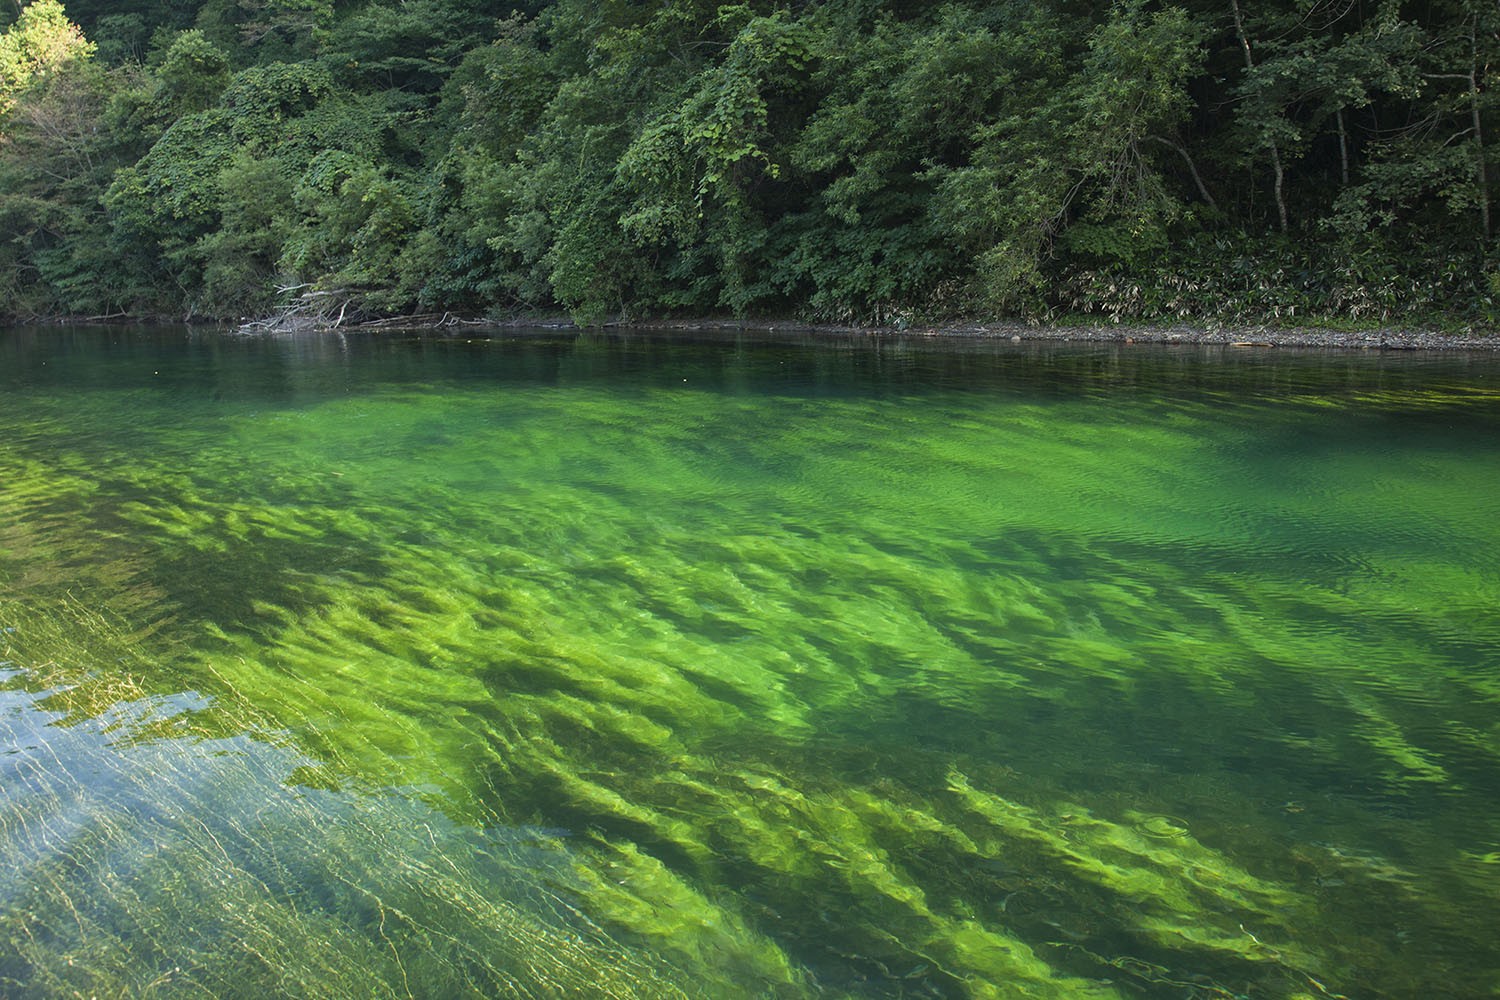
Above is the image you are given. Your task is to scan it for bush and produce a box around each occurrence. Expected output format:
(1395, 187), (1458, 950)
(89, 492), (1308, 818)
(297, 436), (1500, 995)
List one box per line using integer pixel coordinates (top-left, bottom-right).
(1053, 232), (1496, 328)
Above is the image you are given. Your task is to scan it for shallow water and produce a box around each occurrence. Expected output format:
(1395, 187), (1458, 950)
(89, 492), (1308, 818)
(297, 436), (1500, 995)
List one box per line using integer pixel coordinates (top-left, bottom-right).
(1, 326), (1498, 998)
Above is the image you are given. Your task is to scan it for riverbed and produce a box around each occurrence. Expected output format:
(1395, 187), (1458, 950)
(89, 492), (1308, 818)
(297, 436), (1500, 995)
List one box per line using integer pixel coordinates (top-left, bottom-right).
(2, 326), (1498, 998)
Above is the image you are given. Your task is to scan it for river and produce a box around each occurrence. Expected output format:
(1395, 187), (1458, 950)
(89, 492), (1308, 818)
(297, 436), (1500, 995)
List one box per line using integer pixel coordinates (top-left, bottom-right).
(2, 326), (1498, 998)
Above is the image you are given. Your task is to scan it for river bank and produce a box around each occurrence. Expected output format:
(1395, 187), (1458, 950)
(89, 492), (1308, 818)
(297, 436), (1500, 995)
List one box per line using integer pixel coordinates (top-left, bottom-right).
(486, 315), (1500, 351)
(10, 312), (1499, 350)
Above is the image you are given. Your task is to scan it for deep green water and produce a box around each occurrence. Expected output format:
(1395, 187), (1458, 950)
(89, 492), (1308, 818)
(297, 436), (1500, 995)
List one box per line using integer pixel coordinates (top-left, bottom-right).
(2, 326), (1499, 999)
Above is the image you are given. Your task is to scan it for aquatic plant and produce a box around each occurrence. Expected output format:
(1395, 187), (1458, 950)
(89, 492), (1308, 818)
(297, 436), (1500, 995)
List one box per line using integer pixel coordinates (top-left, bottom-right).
(1, 332), (1498, 997)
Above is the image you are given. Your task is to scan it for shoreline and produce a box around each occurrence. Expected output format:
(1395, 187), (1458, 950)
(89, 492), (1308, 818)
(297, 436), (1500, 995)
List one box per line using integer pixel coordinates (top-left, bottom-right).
(10, 312), (1499, 350)
(484, 315), (1500, 351)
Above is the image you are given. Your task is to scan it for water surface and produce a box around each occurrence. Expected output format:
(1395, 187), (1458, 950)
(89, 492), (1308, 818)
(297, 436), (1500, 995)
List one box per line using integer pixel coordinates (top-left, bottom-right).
(2, 327), (1499, 998)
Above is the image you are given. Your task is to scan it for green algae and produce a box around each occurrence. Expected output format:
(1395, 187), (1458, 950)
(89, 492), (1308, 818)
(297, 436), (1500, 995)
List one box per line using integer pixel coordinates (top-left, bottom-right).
(1, 330), (1499, 997)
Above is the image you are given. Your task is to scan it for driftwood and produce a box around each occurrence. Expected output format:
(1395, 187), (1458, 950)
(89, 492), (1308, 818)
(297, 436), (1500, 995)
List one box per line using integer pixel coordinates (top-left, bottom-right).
(354, 312), (488, 330)
(238, 288), (490, 334)
(237, 287), (358, 333)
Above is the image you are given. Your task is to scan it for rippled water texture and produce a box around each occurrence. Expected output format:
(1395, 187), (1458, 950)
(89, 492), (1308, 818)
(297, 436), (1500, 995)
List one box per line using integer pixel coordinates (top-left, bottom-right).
(2, 327), (1498, 999)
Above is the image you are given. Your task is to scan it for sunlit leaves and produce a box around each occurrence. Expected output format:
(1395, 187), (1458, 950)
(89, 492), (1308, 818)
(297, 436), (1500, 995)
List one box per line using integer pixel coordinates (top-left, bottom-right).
(0, 0), (94, 122)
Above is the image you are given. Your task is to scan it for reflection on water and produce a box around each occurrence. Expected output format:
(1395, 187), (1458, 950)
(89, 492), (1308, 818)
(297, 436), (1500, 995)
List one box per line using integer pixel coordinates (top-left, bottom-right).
(0, 617), (702, 999)
(1, 327), (1499, 998)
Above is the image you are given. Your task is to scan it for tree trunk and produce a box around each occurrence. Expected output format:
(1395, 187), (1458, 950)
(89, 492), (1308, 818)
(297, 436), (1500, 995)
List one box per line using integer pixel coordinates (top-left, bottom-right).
(1231, 0), (1288, 233)
(1336, 107), (1350, 188)
(1470, 17), (1491, 241)
(1149, 135), (1218, 210)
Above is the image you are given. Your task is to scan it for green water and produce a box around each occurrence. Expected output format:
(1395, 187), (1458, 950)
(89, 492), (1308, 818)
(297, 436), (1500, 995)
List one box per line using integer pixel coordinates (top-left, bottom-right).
(1, 327), (1498, 999)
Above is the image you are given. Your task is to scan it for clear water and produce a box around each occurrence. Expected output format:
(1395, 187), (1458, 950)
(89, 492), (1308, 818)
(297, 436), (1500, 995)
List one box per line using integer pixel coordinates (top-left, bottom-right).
(1, 326), (1498, 999)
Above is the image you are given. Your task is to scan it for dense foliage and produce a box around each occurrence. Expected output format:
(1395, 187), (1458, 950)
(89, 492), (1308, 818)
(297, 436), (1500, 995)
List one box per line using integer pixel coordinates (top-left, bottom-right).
(2, 0), (1497, 326)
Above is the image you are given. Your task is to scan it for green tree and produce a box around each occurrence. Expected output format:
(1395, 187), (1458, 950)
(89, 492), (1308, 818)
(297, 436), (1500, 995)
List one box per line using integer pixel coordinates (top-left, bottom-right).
(411, 16), (558, 310)
(154, 28), (230, 114)
(236, 0), (330, 55)
(787, 6), (1016, 318)
(0, 0), (125, 316)
(1057, 1), (1207, 264)
(616, 6), (815, 313)
(194, 148), (294, 314)
(5, 0), (1498, 325)
(1329, 0), (1499, 247)
(1, 0), (94, 120)
(280, 149), (418, 315)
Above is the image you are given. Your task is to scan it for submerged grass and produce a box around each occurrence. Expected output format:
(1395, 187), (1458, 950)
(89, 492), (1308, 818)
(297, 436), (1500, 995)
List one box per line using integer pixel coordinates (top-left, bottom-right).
(1, 331), (1499, 997)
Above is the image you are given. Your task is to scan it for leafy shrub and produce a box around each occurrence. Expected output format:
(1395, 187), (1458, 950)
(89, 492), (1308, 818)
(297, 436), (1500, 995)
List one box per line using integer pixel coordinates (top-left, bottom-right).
(1054, 233), (1495, 328)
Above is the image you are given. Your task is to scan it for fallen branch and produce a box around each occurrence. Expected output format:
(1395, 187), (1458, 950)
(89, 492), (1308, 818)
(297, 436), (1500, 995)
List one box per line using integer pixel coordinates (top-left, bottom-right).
(238, 287), (363, 334)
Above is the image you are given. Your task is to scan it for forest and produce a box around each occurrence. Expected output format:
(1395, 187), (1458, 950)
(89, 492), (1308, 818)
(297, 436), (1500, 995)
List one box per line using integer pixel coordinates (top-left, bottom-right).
(1, 0), (1497, 327)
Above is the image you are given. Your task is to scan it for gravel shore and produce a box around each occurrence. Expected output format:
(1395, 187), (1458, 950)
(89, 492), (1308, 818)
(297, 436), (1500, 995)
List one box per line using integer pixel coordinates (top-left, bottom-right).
(585, 317), (1500, 351)
(20, 309), (1500, 350)
(211, 310), (1500, 350)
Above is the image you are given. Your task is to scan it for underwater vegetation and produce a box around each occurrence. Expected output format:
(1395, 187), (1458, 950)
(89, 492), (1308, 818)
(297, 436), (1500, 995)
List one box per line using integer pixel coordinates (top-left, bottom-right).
(2, 329), (1499, 998)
